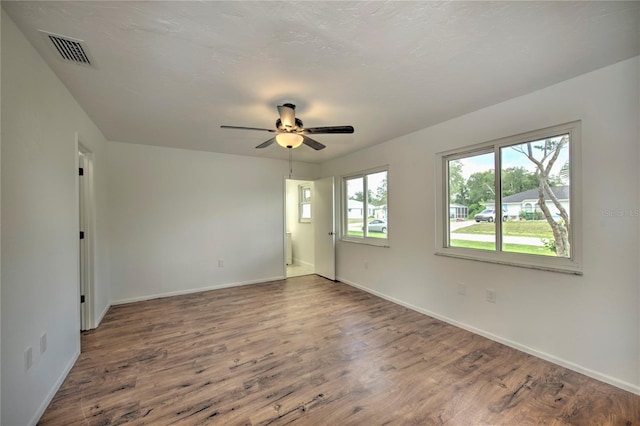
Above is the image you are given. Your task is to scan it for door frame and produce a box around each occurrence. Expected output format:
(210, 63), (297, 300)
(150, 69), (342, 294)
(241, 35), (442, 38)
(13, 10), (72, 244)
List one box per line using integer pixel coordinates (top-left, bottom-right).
(283, 176), (315, 278)
(77, 135), (96, 331)
(282, 175), (336, 280)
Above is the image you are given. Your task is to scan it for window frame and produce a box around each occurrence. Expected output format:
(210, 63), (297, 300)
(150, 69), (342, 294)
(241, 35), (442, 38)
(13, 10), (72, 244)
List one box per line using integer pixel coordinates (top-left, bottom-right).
(435, 121), (582, 275)
(298, 184), (312, 223)
(341, 165), (390, 247)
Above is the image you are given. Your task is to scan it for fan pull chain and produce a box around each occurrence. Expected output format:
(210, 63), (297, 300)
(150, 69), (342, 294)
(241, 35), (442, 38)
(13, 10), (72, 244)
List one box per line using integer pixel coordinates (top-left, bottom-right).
(288, 147), (293, 179)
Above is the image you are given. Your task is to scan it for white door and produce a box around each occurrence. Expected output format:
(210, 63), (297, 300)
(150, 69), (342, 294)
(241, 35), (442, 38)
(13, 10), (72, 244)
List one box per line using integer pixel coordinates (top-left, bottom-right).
(78, 144), (95, 331)
(314, 176), (336, 280)
(78, 152), (87, 331)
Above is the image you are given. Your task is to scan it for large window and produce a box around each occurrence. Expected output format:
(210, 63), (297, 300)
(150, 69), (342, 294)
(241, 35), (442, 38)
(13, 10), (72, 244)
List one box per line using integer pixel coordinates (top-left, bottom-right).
(436, 122), (581, 274)
(343, 167), (388, 245)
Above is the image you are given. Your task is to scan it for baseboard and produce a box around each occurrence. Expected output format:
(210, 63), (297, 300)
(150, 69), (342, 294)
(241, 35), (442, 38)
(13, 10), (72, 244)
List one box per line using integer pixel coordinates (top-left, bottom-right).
(292, 258), (314, 269)
(95, 301), (110, 328)
(337, 277), (640, 396)
(111, 276), (286, 306)
(28, 346), (81, 426)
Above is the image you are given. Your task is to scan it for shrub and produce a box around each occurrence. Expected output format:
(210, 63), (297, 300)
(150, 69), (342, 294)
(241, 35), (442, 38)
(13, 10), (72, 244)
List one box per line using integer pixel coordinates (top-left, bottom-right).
(541, 238), (556, 253)
(519, 211), (545, 220)
(467, 203), (485, 218)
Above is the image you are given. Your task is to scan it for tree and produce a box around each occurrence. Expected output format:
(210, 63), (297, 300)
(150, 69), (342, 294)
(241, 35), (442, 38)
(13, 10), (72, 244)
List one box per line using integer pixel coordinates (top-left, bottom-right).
(370, 178), (387, 206)
(501, 167), (538, 197)
(466, 170), (495, 206)
(448, 160), (468, 205)
(512, 137), (570, 257)
(351, 190), (377, 203)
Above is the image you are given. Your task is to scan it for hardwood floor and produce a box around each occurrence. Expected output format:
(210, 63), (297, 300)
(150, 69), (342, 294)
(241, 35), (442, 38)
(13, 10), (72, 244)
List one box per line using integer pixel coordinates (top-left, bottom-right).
(39, 276), (639, 425)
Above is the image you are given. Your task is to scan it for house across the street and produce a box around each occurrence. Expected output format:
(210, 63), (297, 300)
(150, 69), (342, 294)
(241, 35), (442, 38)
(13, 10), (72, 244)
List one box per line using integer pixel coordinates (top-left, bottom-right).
(501, 185), (570, 219)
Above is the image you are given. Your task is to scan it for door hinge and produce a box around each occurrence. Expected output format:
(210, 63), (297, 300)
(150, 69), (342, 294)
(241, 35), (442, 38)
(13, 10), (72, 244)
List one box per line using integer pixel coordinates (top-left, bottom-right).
(80, 231), (85, 240)
(80, 295), (85, 303)
(79, 167), (84, 176)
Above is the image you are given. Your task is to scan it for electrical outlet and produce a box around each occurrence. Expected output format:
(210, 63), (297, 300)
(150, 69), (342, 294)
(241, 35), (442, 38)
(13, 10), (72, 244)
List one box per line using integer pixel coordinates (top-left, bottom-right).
(457, 282), (466, 295)
(218, 259), (224, 268)
(40, 333), (47, 354)
(486, 288), (497, 303)
(25, 347), (33, 370)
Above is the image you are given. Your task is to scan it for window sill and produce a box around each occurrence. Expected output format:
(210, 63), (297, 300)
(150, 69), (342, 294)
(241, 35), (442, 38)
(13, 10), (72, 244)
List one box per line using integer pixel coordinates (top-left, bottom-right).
(435, 248), (582, 275)
(340, 237), (390, 248)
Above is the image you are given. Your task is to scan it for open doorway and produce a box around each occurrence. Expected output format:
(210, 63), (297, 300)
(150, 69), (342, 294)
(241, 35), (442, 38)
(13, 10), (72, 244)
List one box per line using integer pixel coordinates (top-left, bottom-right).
(285, 179), (315, 277)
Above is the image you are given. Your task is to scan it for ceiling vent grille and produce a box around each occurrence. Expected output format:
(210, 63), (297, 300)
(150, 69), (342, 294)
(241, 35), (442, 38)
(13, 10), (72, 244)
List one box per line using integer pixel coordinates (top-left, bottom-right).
(39, 31), (94, 67)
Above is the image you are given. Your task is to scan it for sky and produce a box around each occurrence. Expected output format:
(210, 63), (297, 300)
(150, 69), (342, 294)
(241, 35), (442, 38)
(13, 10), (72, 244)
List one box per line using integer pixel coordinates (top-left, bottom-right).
(458, 135), (569, 180)
(346, 170), (387, 198)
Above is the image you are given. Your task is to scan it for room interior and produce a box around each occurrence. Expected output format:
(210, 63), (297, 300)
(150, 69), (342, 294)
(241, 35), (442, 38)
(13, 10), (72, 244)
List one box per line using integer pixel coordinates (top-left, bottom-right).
(1, 2), (639, 425)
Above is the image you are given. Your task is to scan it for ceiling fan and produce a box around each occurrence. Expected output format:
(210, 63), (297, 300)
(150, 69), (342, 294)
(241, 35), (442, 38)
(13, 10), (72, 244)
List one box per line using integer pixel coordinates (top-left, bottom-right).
(220, 103), (354, 150)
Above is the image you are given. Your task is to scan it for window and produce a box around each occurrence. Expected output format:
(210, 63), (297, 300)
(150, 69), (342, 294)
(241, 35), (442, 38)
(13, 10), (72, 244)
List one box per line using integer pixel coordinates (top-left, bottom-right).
(343, 167), (388, 245)
(299, 184), (311, 222)
(436, 122), (581, 274)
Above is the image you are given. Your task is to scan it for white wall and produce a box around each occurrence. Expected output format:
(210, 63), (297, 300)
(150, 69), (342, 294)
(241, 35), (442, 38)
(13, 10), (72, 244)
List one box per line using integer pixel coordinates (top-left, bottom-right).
(286, 179), (315, 268)
(321, 57), (640, 393)
(107, 142), (319, 303)
(0, 7), (3, 421)
(1, 10), (110, 426)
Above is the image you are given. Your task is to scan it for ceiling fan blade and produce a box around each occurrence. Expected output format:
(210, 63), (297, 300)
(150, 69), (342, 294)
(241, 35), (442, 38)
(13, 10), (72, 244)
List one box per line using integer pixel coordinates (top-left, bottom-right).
(221, 125), (275, 132)
(277, 104), (296, 129)
(255, 137), (276, 149)
(304, 125), (354, 134)
(302, 135), (326, 150)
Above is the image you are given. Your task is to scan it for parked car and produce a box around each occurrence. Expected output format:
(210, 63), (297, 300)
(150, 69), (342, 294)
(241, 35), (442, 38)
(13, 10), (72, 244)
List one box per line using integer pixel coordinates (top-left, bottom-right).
(474, 209), (507, 223)
(363, 219), (387, 233)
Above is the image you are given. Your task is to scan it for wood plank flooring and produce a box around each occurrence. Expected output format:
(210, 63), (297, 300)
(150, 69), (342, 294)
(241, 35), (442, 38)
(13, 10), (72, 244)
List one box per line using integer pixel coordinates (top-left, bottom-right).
(39, 276), (640, 425)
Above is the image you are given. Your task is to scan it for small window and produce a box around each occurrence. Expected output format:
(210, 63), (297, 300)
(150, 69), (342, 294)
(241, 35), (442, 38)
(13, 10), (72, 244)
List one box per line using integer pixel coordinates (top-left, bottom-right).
(299, 184), (311, 223)
(342, 167), (388, 245)
(436, 122), (581, 274)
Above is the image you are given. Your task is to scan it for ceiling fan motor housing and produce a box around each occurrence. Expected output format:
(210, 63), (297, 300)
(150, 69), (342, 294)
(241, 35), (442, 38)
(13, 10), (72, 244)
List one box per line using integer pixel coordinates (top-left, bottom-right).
(275, 118), (304, 132)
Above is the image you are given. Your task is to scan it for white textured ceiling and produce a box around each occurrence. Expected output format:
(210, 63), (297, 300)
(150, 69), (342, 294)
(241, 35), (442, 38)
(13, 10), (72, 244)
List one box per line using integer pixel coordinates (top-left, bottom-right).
(3, 1), (639, 163)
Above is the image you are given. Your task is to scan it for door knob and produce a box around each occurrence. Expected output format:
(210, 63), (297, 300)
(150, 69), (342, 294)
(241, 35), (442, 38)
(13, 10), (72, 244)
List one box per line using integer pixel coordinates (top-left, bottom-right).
(328, 231), (335, 236)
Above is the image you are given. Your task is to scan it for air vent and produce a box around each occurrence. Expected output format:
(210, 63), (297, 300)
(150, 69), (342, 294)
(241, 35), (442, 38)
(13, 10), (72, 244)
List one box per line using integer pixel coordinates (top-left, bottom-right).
(39, 31), (94, 67)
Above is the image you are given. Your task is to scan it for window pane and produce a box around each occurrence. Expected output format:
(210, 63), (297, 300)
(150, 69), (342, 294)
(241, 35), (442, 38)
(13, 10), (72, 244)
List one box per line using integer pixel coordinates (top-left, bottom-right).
(501, 135), (570, 257)
(366, 171), (388, 239)
(448, 152), (496, 250)
(346, 177), (364, 237)
(301, 187), (311, 202)
(299, 185), (311, 222)
(301, 203), (311, 219)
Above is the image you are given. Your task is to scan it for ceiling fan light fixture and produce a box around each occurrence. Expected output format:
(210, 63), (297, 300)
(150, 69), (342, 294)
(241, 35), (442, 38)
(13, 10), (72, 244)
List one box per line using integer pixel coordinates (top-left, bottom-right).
(276, 133), (304, 149)
(221, 102), (349, 151)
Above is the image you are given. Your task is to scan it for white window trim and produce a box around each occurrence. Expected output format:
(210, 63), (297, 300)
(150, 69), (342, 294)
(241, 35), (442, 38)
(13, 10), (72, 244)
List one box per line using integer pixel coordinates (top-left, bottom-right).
(341, 165), (390, 247)
(435, 121), (582, 275)
(299, 184), (311, 223)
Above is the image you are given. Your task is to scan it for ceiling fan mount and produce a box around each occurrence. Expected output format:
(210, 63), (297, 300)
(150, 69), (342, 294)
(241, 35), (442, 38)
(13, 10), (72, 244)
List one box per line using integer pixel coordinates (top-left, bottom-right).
(221, 103), (354, 150)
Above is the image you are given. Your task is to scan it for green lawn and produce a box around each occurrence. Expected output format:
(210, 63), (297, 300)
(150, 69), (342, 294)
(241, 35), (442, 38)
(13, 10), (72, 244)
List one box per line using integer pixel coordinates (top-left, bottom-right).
(450, 239), (555, 256)
(452, 221), (554, 239)
(347, 230), (387, 239)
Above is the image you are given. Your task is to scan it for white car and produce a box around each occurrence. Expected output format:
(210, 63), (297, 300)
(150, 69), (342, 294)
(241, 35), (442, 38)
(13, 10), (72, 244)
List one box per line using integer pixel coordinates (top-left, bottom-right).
(363, 219), (387, 233)
(474, 209), (507, 223)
